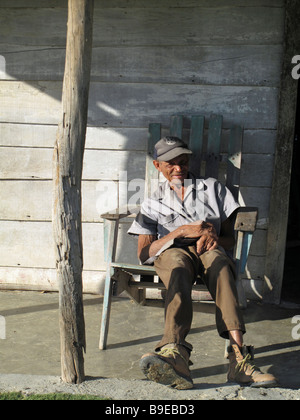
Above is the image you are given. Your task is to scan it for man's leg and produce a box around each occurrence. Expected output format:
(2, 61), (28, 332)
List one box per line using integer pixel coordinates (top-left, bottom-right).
(154, 247), (198, 352)
(199, 248), (278, 388)
(139, 247), (197, 390)
(229, 330), (243, 348)
(199, 248), (246, 339)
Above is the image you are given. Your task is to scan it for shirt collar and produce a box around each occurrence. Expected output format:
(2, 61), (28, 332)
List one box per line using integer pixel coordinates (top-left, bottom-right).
(155, 174), (204, 222)
(159, 173), (204, 197)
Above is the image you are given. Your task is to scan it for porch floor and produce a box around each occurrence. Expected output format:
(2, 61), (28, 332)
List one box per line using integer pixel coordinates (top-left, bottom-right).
(0, 290), (300, 399)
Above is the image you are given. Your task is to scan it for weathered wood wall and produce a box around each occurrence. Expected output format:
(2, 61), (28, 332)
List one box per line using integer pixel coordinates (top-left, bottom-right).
(0, 0), (284, 298)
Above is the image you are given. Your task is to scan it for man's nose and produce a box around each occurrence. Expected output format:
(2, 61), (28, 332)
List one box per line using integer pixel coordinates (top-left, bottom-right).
(173, 164), (184, 172)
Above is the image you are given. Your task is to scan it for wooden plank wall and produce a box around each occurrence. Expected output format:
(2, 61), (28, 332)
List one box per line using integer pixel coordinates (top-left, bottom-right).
(0, 0), (284, 298)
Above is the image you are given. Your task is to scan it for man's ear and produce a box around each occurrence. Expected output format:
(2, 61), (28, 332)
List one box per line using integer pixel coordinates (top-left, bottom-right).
(153, 160), (161, 171)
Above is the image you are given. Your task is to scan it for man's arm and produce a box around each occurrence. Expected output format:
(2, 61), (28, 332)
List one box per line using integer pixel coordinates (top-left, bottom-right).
(138, 215), (236, 263)
(137, 221), (216, 263)
(138, 234), (161, 264)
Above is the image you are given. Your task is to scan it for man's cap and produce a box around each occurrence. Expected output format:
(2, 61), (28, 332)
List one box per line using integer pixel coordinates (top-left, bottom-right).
(153, 136), (193, 161)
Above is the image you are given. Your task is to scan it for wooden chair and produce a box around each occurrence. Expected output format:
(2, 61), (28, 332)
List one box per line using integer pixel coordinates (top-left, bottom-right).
(99, 114), (258, 350)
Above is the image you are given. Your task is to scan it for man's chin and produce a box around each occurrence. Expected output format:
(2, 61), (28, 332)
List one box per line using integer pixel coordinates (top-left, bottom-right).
(170, 178), (184, 188)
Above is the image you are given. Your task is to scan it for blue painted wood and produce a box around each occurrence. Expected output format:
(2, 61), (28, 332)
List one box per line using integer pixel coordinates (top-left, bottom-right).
(240, 232), (254, 274)
(235, 232), (253, 276)
(234, 230), (248, 308)
(103, 219), (109, 263)
(235, 230), (244, 274)
(99, 219), (119, 350)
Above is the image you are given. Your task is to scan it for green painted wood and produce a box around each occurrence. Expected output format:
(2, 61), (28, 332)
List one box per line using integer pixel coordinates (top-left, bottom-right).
(189, 115), (205, 178)
(148, 123), (161, 155)
(227, 124), (243, 200)
(170, 115), (183, 138)
(112, 262), (157, 275)
(145, 123), (161, 198)
(205, 114), (223, 179)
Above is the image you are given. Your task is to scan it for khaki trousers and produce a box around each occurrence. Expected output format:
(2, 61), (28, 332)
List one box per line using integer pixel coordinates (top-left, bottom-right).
(153, 246), (246, 352)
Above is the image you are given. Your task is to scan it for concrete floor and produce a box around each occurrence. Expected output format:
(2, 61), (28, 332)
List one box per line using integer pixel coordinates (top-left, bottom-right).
(0, 290), (300, 390)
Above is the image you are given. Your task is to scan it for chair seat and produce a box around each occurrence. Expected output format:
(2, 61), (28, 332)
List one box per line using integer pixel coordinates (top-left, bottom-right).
(111, 263), (210, 292)
(111, 262), (157, 276)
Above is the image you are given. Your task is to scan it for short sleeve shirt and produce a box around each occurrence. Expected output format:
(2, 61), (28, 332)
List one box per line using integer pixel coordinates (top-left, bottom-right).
(128, 175), (240, 241)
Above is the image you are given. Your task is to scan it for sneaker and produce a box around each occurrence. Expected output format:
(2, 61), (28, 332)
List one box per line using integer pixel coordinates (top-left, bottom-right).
(227, 344), (278, 388)
(140, 344), (194, 390)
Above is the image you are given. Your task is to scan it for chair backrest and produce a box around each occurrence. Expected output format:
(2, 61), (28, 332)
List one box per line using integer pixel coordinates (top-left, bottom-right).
(145, 114), (243, 201)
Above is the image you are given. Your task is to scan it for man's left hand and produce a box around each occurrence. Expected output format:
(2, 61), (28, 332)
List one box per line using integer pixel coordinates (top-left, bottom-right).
(196, 231), (219, 255)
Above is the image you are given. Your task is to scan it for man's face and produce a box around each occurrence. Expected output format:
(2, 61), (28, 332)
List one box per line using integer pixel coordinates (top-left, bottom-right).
(153, 154), (189, 186)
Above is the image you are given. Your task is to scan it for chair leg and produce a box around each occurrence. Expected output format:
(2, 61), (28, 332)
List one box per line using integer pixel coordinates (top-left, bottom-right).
(235, 231), (248, 309)
(100, 219), (119, 350)
(99, 270), (113, 350)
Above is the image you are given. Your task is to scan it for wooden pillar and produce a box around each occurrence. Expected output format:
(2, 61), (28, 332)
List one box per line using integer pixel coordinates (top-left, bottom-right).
(264, 0), (300, 304)
(52, 0), (94, 384)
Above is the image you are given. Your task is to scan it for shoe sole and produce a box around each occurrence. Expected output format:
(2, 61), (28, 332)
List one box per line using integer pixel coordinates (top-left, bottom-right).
(228, 378), (279, 388)
(250, 380), (279, 389)
(140, 355), (194, 390)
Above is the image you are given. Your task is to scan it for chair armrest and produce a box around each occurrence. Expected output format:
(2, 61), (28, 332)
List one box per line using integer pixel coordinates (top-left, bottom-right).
(101, 205), (141, 221)
(234, 207), (258, 232)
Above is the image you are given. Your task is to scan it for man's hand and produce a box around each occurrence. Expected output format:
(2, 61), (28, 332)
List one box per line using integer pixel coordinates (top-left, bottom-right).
(138, 221), (221, 263)
(196, 232), (219, 255)
(175, 221), (219, 255)
(175, 221), (216, 239)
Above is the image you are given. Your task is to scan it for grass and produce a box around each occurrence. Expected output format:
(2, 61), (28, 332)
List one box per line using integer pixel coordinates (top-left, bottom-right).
(0, 391), (108, 400)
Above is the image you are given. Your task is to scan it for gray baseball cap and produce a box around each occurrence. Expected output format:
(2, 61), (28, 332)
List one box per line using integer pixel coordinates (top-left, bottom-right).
(153, 136), (192, 161)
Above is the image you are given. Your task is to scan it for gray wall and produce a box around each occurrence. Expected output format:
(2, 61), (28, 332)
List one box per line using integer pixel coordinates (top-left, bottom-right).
(0, 0), (284, 297)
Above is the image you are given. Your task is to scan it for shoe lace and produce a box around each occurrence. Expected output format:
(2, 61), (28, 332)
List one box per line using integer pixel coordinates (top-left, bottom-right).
(158, 347), (189, 367)
(235, 353), (260, 375)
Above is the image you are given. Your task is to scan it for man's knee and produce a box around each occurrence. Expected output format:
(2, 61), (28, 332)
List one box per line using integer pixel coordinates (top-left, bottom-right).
(155, 248), (196, 289)
(200, 249), (233, 270)
(159, 248), (194, 269)
(201, 248), (225, 261)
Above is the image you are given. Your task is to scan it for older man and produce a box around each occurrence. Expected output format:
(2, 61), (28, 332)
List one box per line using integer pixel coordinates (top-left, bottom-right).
(128, 137), (277, 390)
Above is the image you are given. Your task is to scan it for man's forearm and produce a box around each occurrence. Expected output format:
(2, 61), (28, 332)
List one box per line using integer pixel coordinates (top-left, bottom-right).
(145, 223), (210, 259)
(139, 221), (217, 263)
(148, 221), (214, 258)
(147, 230), (179, 258)
(138, 230), (180, 264)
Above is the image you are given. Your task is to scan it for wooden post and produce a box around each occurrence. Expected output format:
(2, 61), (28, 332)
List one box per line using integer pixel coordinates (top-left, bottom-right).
(52, 0), (94, 384)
